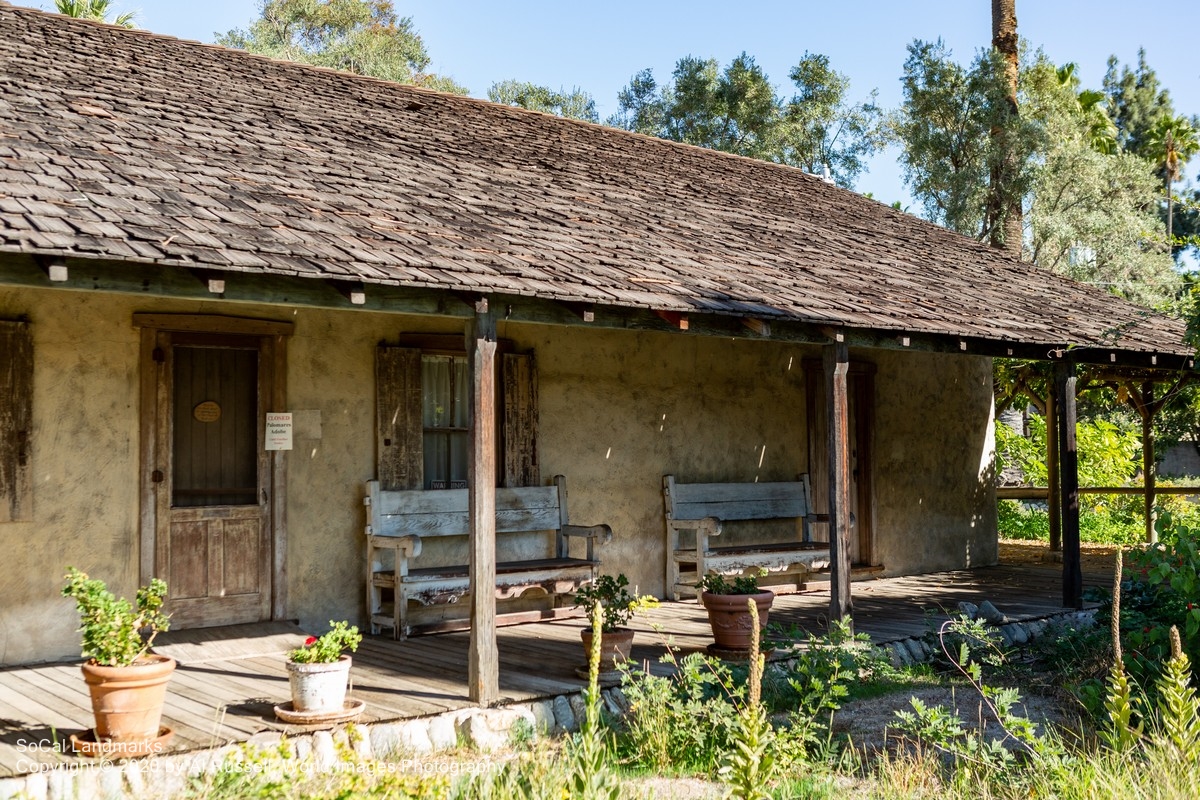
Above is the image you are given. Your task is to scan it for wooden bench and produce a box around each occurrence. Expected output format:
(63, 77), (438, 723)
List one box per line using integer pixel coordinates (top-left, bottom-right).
(364, 475), (612, 639)
(663, 474), (831, 600)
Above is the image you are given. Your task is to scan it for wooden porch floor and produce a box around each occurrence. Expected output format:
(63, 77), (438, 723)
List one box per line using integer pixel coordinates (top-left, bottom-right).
(0, 562), (1106, 777)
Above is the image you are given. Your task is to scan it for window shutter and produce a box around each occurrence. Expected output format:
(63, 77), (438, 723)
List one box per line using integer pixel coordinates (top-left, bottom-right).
(376, 346), (423, 490)
(501, 352), (539, 488)
(0, 320), (32, 522)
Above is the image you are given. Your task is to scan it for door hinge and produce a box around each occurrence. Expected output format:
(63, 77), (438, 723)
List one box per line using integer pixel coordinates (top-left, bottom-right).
(152, 347), (165, 363)
(151, 469), (164, 483)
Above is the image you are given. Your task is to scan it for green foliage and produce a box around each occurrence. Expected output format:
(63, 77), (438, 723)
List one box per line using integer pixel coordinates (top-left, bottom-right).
(564, 602), (622, 800)
(1024, 57), (1178, 305)
(289, 619), (361, 663)
(698, 569), (767, 596)
(216, 0), (467, 93)
(487, 80), (598, 122)
(1153, 627), (1200, 764)
(54, 0), (135, 27)
(718, 601), (774, 800)
(574, 574), (657, 633)
(609, 51), (883, 188)
(61, 567), (169, 667)
(1103, 49), (1177, 160)
(892, 39), (1040, 242)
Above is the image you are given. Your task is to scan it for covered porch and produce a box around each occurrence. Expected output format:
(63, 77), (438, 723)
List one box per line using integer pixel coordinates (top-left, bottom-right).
(0, 560), (1109, 779)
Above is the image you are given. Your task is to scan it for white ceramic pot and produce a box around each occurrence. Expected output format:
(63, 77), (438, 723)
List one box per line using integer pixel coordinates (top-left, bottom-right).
(286, 654), (351, 713)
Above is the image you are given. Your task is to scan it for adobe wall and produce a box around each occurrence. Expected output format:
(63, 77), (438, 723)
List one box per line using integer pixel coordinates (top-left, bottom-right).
(0, 286), (996, 665)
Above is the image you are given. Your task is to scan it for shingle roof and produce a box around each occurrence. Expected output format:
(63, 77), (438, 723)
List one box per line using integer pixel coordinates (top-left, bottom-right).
(0, 6), (1191, 357)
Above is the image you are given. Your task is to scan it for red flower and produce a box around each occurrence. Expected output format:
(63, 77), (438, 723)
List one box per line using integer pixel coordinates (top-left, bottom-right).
(304, 636), (317, 646)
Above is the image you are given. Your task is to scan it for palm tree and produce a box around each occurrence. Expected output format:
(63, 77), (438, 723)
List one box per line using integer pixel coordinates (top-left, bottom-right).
(1147, 115), (1200, 242)
(54, 0), (135, 28)
(989, 0), (1021, 258)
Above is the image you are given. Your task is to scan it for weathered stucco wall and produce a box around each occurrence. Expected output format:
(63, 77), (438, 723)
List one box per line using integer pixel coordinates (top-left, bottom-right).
(0, 285), (997, 665)
(870, 349), (998, 574)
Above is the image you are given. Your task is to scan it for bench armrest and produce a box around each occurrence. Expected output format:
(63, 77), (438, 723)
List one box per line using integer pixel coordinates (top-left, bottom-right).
(368, 533), (423, 560)
(560, 523), (612, 561)
(561, 523), (613, 543)
(667, 516), (723, 541)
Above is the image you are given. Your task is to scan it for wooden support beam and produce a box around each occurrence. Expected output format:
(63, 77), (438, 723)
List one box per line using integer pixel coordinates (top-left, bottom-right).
(330, 280), (367, 305)
(561, 302), (595, 323)
(36, 255), (68, 282)
(655, 310), (688, 330)
(824, 340), (853, 628)
(1054, 361), (1082, 609)
(1141, 380), (1156, 544)
(1046, 387), (1061, 553)
(740, 317), (770, 337)
(466, 306), (499, 706)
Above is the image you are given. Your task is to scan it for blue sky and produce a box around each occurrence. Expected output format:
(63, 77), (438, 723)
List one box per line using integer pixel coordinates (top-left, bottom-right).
(21, 1), (1200, 206)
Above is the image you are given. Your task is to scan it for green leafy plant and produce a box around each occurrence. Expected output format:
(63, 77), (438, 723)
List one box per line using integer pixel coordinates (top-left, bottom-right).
(574, 574), (658, 633)
(698, 569), (768, 595)
(289, 620), (362, 664)
(61, 566), (169, 667)
(563, 601), (622, 800)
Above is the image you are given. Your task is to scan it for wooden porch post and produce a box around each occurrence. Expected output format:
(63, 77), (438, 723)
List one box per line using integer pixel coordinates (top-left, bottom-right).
(1045, 387), (1061, 553)
(1141, 380), (1157, 545)
(824, 340), (853, 627)
(1054, 361), (1082, 609)
(467, 302), (499, 705)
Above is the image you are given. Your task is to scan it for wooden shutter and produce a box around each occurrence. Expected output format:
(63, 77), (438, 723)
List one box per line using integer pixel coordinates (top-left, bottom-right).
(501, 352), (539, 487)
(376, 346), (423, 490)
(0, 320), (32, 522)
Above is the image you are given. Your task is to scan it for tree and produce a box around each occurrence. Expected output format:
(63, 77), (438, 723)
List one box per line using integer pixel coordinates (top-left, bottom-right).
(487, 80), (598, 122)
(893, 39), (1040, 240)
(1103, 49), (1175, 159)
(609, 52), (883, 188)
(1024, 58), (1178, 306)
(216, 0), (466, 94)
(54, 0), (134, 27)
(1146, 115), (1200, 242)
(990, 0), (1022, 257)
(779, 53), (885, 186)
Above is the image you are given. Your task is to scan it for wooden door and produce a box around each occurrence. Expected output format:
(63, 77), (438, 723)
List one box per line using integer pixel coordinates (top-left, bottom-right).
(805, 360), (876, 566)
(150, 331), (274, 628)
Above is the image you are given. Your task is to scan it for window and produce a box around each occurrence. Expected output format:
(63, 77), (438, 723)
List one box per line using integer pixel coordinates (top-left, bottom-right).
(376, 336), (538, 491)
(421, 354), (469, 489)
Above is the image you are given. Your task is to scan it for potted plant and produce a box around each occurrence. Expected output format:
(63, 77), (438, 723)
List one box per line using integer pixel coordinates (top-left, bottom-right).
(697, 569), (774, 652)
(61, 567), (173, 751)
(285, 620), (362, 715)
(573, 574), (656, 671)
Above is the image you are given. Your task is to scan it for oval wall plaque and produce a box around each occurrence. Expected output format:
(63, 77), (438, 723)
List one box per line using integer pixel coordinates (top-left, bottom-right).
(193, 401), (221, 423)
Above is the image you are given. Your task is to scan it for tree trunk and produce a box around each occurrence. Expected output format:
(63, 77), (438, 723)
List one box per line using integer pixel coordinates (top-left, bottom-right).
(990, 0), (1022, 259)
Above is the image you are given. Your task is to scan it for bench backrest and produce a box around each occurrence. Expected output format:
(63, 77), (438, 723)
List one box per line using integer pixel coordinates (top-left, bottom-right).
(663, 475), (812, 522)
(367, 477), (568, 538)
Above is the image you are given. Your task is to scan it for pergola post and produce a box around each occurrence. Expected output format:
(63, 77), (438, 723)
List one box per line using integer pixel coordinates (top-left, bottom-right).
(824, 340), (853, 627)
(1045, 386), (1061, 553)
(466, 301), (499, 705)
(1140, 380), (1157, 545)
(1054, 360), (1082, 609)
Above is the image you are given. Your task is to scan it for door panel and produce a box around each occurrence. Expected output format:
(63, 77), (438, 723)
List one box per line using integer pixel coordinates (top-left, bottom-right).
(152, 332), (273, 628)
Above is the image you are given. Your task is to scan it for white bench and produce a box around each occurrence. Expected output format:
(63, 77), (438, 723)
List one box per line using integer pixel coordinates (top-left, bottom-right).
(365, 475), (612, 639)
(663, 474), (831, 600)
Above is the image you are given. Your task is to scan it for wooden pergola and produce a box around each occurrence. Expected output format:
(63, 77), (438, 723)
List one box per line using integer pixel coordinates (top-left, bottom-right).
(997, 360), (1198, 607)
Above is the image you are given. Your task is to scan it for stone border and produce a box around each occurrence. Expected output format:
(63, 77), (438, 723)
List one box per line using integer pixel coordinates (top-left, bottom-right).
(0, 608), (1093, 799)
(0, 687), (632, 800)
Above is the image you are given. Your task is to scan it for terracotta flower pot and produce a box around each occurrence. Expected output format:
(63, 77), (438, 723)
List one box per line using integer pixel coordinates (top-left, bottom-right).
(580, 628), (635, 668)
(81, 655), (175, 743)
(700, 590), (774, 651)
(287, 655), (352, 713)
